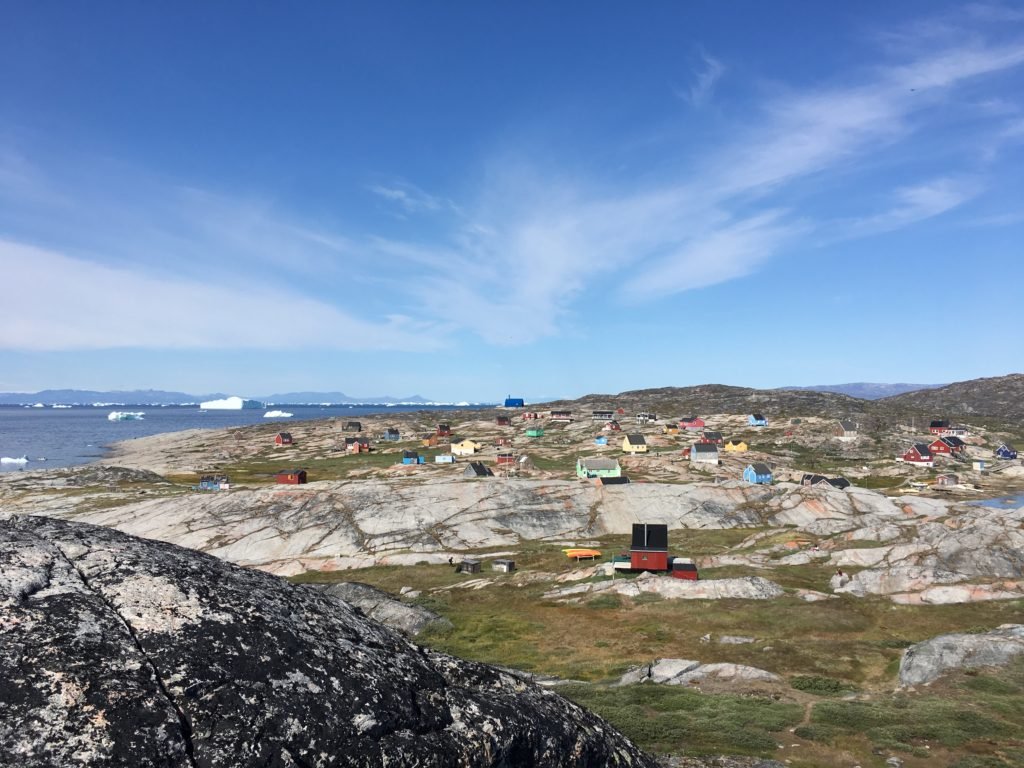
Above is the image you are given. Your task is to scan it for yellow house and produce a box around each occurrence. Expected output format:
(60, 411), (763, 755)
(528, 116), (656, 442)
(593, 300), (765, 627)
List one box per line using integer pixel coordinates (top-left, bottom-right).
(662, 424), (679, 435)
(622, 434), (648, 453)
(451, 438), (482, 457)
(724, 440), (748, 452)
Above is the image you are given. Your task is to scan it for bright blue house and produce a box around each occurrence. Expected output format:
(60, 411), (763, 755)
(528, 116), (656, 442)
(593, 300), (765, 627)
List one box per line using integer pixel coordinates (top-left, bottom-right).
(742, 463), (773, 484)
(996, 443), (1018, 460)
(402, 450), (425, 465)
(504, 396), (525, 408)
(748, 413), (768, 427)
(594, 436), (608, 446)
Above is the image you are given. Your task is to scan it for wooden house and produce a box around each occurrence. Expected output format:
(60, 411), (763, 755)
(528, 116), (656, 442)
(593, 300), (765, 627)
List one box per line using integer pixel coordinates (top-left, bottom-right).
(635, 412), (657, 424)
(382, 428), (401, 441)
(700, 431), (724, 445)
(495, 436), (512, 447)
(833, 420), (858, 439)
(748, 413), (768, 427)
(420, 434), (439, 447)
(723, 439), (748, 452)
(576, 457), (621, 479)
(503, 397), (525, 408)
(679, 416), (705, 430)
(690, 443), (719, 465)
(801, 474), (851, 490)
(742, 463), (773, 484)
(436, 423), (452, 437)
(594, 435), (608, 446)
(996, 443), (1018, 460)
(434, 453), (455, 464)
(522, 411), (540, 420)
(463, 461), (493, 478)
(344, 436), (370, 453)
(902, 444), (933, 467)
(274, 432), (293, 446)
(457, 559), (482, 574)
(630, 523), (669, 572)
(401, 450), (425, 465)
(525, 427), (545, 438)
(275, 469), (307, 485)
(929, 420), (950, 435)
(604, 420), (622, 431)
(451, 438), (482, 457)
(935, 473), (960, 487)
(663, 424), (679, 435)
(550, 409), (573, 422)
(622, 434), (648, 453)
(496, 452), (516, 466)
(343, 421), (363, 432)
(592, 410), (614, 421)
(496, 415), (512, 427)
(930, 436), (967, 456)
(492, 559), (516, 573)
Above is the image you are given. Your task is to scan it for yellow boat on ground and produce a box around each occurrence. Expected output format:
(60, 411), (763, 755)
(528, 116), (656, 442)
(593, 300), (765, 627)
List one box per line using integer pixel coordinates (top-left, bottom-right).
(562, 548), (602, 560)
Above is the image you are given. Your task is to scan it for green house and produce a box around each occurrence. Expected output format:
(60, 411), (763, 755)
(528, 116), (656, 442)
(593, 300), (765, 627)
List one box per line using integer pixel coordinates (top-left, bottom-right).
(576, 457), (621, 479)
(526, 427), (545, 438)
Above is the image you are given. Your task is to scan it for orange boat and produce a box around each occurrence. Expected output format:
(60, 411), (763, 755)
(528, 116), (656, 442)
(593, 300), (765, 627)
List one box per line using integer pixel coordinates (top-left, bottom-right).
(562, 548), (602, 560)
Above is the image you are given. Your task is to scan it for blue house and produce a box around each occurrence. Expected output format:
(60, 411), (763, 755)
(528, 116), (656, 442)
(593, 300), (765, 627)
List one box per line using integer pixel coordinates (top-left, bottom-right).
(504, 396), (525, 408)
(594, 436), (608, 446)
(742, 463), (773, 484)
(748, 413), (768, 427)
(996, 443), (1018, 460)
(401, 450), (425, 465)
(383, 428), (401, 441)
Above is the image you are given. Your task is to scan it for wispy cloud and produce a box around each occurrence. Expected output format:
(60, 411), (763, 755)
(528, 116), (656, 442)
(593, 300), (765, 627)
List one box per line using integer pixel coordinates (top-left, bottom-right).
(369, 181), (451, 214)
(679, 49), (724, 107)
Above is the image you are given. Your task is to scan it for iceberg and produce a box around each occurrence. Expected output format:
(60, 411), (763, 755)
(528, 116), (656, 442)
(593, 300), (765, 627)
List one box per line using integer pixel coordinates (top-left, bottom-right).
(263, 410), (293, 418)
(108, 411), (145, 421)
(1, 456), (28, 465)
(200, 396), (264, 410)
(52, 404), (72, 409)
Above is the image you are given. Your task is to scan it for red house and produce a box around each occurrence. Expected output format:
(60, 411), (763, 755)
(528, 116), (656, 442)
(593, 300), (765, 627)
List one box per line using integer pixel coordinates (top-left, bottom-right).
(902, 444), (933, 466)
(437, 423), (452, 437)
(522, 411), (540, 420)
(700, 431), (724, 445)
(496, 416), (512, 427)
(496, 452), (516, 465)
(605, 420), (622, 432)
(274, 432), (293, 446)
(930, 436), (966, 456)
(495, 436), (512, 447)
(679, 417), (705, 430)
(275, 469), (307, 484)
(929, 420), (950, 435)
(630, 523), (669, 572)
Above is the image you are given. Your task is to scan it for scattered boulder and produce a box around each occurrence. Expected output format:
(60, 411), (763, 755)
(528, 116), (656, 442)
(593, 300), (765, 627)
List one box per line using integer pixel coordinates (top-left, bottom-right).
(0, 516), (657, 767)
(898, 624), (1024, 687)
(619, 659), (781, 687)
(543, 575), (785, 603)
(314, 581), (453, 637)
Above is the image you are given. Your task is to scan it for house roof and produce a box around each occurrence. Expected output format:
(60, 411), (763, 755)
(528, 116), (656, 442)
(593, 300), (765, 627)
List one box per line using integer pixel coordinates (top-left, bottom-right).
(912, 443), (932, 456)
(751, 413), (765, 420)
(464, 461), (493, 477)
(930, 420), (950, 428)
(275, 469), (305, 475)
(703, 431), (723, 440)
(625, 434), (647, 445)
(580, 457), (619, 471)
(277, 432), (292, 439)
(599, 476), (630, 485)
(402, 450), (419, 459)
(940, 436), (966, 448)
(692, 443), (718, 453)
(385, 427), (400, 434)
(748, 463), (772, 475)
(680, 416), (700, 422)
(997, 443), (1016, 451)
(838, 420), (858, 431)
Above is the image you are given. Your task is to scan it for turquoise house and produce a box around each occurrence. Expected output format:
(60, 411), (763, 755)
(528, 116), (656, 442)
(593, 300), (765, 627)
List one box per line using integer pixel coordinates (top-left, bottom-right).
(748, 413), (768, 427)
(526, 427), (545, 438)
(594, 436), (608, 446)
(576, 457), (621, 479)
(742, 463), (773, 484)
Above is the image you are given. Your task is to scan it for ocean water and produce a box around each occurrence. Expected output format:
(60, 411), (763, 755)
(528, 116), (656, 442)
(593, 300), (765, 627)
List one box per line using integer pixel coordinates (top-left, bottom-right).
(0, 404), (480, 473)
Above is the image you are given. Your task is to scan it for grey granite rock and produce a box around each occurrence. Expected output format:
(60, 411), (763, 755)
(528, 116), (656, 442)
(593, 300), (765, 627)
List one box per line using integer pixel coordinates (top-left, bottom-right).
(0, 515), (657, 767)
(898, 624), (1024, 687)
(314, 581), (453, 637)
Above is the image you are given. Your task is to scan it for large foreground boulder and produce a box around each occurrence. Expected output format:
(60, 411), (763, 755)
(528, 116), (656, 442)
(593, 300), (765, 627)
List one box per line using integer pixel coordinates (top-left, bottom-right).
(898, 624), (1024, 687)
(315, 581), (453, 637)
(0, 516), (656, 767)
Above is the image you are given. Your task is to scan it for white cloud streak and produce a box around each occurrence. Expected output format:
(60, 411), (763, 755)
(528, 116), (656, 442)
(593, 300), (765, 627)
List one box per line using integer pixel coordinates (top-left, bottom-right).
(682, 50), (724, 107)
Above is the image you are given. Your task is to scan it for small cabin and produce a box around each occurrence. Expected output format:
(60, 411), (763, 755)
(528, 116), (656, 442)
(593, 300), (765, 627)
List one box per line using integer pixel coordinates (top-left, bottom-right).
(463, 461), (493, 478)
(670, 557), (699, 581)
(492, 559), (516, 573)
(801, 474), (851, 490)
(594, 435), (608, 446)
(457, 559), (482, 574)
(496, 452), (516, 465)
(421, 434), (439, 447)
(503, 397), (525, 408)
(576, 457), (621, 479)
(526, 427), (545, 438)
(402, 450), (425, 465)
(550, 409), (573, 422)
(344, 436), (370, 453)
(436, 423), (452, 437)
(700, 431), (724, 445)
(742, 463), (773, 485)
(723, 440), (748, 452)
(662, 424), (679, 435)
(935, 473), (960, 487)
(451, 439), (482, 457)
(274, 432), (293, 446)
(902, 444), (933, 466)
(833, 420), (858, 439)
(622, 434), (648, 453)
(275, 469), (307, 485)
(995, 443), (1018, 460)
(343, 421), (363, 432)
(630, 523), (669, 572)
(691, 443), (719, 465)
(382, 428), (401, 442)
(929, 420), (950, 435)
(679, 416), (705, 430)
(522, 411), (540, 420)
(748, 413), (768, 427)
(496, 416), (512, 427)
(435, 453), (455, 464)
(604, 420), (622, 432)
(495, 436), (512, 447)
(592, 410), (614, 421)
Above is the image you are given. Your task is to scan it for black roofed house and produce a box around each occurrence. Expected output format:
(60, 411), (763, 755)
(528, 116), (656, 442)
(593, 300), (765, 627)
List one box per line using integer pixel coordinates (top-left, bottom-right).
(592, 410), (614, 421)
(833, 420), (859, 439)
(598, 476), (630, 485)
(437, 423), (452, 437)
(345, 436), (370, 453)
(931, 435), (967, 456)
(382, 428), (401, 441)
(801, 474), (851, 490)
(929, 420), (950, 435)
(690, 442), (719, 465)
(463, 461), (493, 478)
(635, 412), (657, 424)
(699, 431), (724, 445)
(550, 409), (573, 422)
(742, 463), (773, 484)
(274, 432), (293, 446)
(622, 434), (648, 454)
(343, 421), (363, 432)
(902, 443), (933, 466)
(936, 473), (960, 487)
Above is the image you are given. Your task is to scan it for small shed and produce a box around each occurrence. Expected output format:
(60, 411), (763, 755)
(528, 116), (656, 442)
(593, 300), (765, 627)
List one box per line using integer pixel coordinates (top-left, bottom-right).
(669, 557), (699, 581)
(457, 559), (482, 574)
(742, 463), (773, 484)
(748, 413), (768, 427)
(598, 476), (630, 485)
(382, 428), (401, 441)
(663, 424), (679, 435)
(935, 473), (960, 487)
(604, 420), (622, 432)
(421, 434), (439, 447)
(496, 452), (516, 465)
(275, 469), (307, 485)
(496, 416), (512, 426)
(275, 432), (293, 446)
(402, 450), (425, 465)
(492, 559), (516, 573)
(435, 453), (455, 464)
(496, 436), (513, 447)
(526, 427), (545, 438)
(630, 523), (668, 571)
(622, 434), (648, 453)
(973, 459), (986, 472)
(343, 421), (363, 432)
(995, 443), (1018, 460)
(463, 461), (493, 478)
(198, 474), (229, 491)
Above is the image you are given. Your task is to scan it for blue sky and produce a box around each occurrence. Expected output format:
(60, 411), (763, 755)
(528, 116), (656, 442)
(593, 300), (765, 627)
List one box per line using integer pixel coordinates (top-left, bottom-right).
(1, 2), (1022, 401)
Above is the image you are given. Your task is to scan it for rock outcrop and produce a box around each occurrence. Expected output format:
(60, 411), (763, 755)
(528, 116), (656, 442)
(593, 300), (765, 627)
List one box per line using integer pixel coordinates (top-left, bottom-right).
(898, 624), (1024, 687)
(314, 581), (453, 637)
(542, 574), (785, 603)
(0, 516), (657, 767)
(618, 659), (781, 687)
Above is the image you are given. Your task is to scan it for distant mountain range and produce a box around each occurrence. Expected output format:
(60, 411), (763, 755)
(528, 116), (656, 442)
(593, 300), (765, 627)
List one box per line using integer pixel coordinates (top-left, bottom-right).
(0, 389), (434, 405)
(783, 382), (944, 400)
